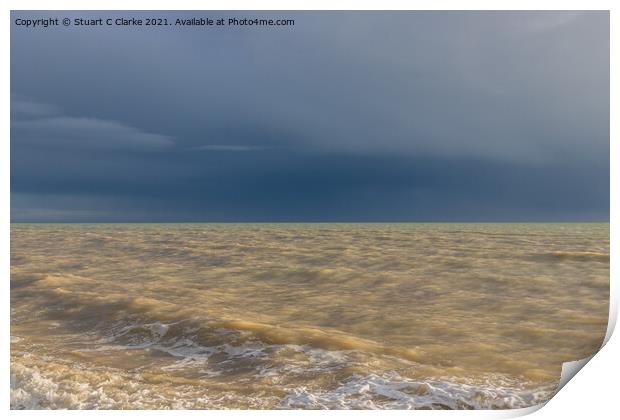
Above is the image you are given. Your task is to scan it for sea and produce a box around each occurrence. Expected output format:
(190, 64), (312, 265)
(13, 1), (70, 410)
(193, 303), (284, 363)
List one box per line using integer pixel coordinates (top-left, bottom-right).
(10, 223), (609, 409)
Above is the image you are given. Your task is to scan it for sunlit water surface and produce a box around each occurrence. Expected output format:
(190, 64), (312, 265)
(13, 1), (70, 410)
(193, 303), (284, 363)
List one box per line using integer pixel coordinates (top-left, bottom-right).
(10, 223), (609, 409)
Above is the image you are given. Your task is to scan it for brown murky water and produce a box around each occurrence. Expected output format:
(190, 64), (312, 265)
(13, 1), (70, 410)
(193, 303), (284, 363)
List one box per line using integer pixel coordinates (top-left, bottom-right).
(10, 223), (609, 409)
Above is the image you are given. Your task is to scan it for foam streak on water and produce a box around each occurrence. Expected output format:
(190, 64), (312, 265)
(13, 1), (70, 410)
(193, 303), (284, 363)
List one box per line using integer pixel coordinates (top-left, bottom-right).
(10, 223), (609, 409)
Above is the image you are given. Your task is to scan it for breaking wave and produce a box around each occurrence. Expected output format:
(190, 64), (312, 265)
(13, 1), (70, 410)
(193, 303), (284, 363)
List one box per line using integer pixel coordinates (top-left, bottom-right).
(280, 373), (554, 410)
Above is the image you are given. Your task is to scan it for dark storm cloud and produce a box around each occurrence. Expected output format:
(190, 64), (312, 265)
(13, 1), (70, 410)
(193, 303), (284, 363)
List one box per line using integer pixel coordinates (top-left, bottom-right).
(10, 11), (609, 222)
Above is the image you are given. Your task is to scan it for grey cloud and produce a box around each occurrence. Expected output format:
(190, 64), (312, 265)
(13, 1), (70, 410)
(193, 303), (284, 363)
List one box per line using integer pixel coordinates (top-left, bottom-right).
(11, 12), (607, 162)
(11, 97), (61, 119)
(13, 105), (174, 151)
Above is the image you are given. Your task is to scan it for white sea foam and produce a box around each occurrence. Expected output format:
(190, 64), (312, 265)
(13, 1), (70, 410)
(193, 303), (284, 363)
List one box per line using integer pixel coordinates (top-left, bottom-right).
(11, 361), (118, 409)
(10, 357), (276, 409)
(280, 373), (554, 409)
(11, 332), (556, 410)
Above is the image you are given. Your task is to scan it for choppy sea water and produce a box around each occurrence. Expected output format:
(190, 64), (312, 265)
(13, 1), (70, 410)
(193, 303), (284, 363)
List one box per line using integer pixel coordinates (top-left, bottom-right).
(10, 223), (609, 409)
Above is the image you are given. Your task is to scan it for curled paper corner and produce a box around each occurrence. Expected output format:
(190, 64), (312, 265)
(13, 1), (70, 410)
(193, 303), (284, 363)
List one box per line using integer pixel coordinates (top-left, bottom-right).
(552, 290), (617, 398)
(497, 357), (594, 418)
(500, 357), (596, 418)
(557, 355), (595, 393)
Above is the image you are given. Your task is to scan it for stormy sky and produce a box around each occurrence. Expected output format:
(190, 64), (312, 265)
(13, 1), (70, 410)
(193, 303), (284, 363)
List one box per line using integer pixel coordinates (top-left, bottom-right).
(11, 11), (609, 222)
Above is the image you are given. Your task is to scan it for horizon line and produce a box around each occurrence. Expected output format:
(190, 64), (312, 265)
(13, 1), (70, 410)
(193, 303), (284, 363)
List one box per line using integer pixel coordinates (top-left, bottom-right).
(9, 220), (611, 224)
